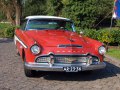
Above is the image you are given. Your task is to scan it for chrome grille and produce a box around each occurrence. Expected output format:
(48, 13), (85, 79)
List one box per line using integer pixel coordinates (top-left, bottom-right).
(54, 56), (88, 64)
(35, 55), (99, 64)
(36, 56), (50, 63)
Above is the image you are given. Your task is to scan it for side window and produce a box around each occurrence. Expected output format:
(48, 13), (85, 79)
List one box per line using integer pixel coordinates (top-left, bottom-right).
(20, 19), (27, 30)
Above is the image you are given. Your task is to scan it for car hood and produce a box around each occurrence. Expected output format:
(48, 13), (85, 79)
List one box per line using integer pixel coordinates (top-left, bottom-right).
(25, 30), (89, 48)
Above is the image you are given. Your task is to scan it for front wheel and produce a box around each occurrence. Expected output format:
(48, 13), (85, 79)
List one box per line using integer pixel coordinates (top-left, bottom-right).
(16, 47), (20, 56)
(24, 65), (36, 77)
(24, 55), (36, 77)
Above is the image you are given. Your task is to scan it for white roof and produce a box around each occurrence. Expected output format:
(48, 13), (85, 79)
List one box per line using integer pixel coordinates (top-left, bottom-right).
(26, 16), (70, 20)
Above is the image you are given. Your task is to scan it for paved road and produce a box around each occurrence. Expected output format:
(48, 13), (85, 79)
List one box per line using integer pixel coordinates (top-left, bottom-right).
(0, 39), (120, 90)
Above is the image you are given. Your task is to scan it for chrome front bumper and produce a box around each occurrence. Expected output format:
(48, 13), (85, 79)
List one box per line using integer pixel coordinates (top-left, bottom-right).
(24, 62), (106, 72)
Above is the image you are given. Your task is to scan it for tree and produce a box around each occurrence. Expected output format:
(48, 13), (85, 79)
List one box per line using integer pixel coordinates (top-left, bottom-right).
(0, 0), (114, 28)
(0, 11), (6, 21)
(46, 0), (63, 16)
(0, 0), (22, 25)
(23, 0), (47, 17)
(13, 0), (22, 25)
(61, 0), (114, 28)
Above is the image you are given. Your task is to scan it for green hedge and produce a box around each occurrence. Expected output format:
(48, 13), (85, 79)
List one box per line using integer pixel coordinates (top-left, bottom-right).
(0, 23), (15, 38)
(4, 26), (15, 38)
(79, 28), (120, 45)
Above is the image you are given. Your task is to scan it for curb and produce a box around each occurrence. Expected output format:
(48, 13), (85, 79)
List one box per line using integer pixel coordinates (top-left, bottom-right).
(0, 38), (13, 40)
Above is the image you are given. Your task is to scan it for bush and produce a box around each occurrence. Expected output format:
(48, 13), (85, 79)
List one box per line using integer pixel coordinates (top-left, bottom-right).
(0, 23), (16, 38)
(4, 26), (15, 38)
(0, 23), (11, 38)
(0, 30), (5, 38)
(97, 29), (114, 44)
(80, 28), (120, 46)
(76, 28), (97, 40)
(0, 23), (10, 30)
(111, 30), (120, 45)
(83, 29), (97, 40)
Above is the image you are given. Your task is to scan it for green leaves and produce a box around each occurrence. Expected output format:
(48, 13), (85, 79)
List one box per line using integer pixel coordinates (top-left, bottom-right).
(60, 0), (113, 28)
(0, 0), (114, 28)
(81, 28), (120, 45)
(22, 0), (114, 29)
(97, 29), (114, 44)
(23, 0), (47, 16)
(4, 25), (15, 38)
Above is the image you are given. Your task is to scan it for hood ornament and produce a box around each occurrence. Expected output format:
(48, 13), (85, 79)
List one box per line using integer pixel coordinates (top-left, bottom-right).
(69, 38), (74, 42)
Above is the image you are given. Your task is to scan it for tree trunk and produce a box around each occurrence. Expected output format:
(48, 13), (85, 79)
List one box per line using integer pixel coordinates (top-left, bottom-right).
(15, 5), (21, 26)
(13, 0), (22, 26)
(6, 10), (15, 25)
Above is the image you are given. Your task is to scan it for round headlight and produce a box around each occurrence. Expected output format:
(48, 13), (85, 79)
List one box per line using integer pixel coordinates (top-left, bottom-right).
(98, 46), (106, 55)
(31, 45), (40, 54)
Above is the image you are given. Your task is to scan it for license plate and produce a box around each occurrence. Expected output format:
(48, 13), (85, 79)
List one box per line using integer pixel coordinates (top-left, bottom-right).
(63, 67), (81, 72)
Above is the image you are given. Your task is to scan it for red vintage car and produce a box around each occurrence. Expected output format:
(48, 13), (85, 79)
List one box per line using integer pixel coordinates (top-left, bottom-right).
(14, 16), (106, 77)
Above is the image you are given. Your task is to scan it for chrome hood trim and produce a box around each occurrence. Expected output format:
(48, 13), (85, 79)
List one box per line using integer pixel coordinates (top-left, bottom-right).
(58, 44), (83, 48)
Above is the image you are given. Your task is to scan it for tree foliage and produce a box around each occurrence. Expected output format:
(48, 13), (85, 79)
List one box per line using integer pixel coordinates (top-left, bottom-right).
(0, 0), (114, 28)
(44, 0), (113, 28)
(62, 0), (113, 28)
(23, 0), (47, 17)
(46, 0), (63, 16)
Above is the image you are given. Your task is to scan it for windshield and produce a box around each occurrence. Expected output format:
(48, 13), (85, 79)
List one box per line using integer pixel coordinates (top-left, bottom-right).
(26, 19), (75, 31)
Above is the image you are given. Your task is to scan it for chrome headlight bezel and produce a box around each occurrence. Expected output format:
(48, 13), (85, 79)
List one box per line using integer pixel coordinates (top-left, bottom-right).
(98, 46), (106, 55)
(30, 45), (41, 55)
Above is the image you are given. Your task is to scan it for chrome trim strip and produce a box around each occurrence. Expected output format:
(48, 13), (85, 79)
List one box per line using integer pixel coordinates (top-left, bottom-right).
(24, 62), (106, 71)
(58, 44), (83, 48)
(14, 35), (27, 48)
(36, 53), (90, 57)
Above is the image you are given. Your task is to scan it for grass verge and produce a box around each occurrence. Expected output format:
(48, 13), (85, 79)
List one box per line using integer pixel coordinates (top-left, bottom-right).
(107, 48), (120, 60)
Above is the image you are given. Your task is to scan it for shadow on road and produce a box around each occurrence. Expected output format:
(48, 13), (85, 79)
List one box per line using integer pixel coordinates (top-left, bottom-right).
(0, 39), (13, 43)
(35, 61), (120, 81)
